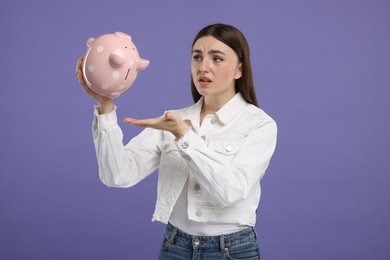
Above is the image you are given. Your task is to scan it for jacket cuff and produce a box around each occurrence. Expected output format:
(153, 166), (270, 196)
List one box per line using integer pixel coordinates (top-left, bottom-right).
(93, 105), (118, 129)
(176, 128), (203, 152)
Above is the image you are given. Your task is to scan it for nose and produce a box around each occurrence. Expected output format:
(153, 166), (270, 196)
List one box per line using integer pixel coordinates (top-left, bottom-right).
(199, 58), (210, 73)
(109, 53), (124, 68)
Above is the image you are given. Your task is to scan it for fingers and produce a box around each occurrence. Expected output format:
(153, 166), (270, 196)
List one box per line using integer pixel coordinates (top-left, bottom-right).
(75, 57), (86, 83)
(164, 112), (178, 122)
(123, 113), (188, 140)
(75, 57), (85, 83)
(164, 111), (181, 122)
(75, 56), (83, 74)
(75, 56), (114, 107)
(75, 56), (92, 93)
(125, 112), (179, 127)
(165, 112), (189, 137)
(123, 117), (165, 128)
(123, 117), (135, 124)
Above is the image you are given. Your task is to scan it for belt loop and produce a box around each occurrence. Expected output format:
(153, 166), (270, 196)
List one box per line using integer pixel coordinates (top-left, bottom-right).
(252, 226), (258, 240)
(168, 226), (178, 244)
(219, 235), (226, 252)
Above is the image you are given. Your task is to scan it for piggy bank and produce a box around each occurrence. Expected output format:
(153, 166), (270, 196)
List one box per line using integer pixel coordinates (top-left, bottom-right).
(82, 32), (149, 98)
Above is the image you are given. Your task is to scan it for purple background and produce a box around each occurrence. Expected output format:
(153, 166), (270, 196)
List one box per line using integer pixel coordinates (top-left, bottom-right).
(1, 0), (389, 259)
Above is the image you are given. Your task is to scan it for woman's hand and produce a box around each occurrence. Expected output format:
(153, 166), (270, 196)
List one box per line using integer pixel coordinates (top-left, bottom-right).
(124, 112), (189, 139)
(75, 56), (114, 114)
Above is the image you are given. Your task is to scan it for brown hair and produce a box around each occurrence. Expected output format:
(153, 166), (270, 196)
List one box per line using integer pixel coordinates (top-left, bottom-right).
(191, 23), (259, 107)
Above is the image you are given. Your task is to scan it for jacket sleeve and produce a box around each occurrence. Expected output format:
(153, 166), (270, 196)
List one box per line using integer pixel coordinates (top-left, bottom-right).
(176, 119), (277, 207)
(92, 106), (161, 188)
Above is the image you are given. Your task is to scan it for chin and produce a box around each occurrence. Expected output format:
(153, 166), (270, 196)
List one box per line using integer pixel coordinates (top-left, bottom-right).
(196, 85), (212, 91)
(196, 89), (211, 97)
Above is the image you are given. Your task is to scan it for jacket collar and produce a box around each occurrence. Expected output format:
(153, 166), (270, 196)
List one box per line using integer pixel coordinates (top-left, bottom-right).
(183, 92), (247, 128)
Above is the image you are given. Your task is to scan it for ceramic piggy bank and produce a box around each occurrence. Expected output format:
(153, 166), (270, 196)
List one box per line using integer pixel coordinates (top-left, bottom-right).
(82, 32), (149, 98)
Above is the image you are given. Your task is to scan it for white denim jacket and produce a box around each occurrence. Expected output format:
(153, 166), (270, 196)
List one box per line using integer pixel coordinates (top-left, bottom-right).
(92, 93), (277, 226)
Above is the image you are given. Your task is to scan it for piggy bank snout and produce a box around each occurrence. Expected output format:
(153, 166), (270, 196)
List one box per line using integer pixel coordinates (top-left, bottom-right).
(109, 53), (125, 68)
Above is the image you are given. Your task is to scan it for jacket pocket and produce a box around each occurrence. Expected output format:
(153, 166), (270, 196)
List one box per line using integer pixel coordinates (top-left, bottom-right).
(209, 139), (242, 155)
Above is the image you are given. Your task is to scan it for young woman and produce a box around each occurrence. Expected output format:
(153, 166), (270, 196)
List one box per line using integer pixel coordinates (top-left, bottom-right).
(76, 23), (277, 260)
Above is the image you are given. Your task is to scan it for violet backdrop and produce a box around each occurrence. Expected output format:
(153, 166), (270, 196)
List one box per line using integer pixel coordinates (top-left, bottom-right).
(0, 0), (389, 259)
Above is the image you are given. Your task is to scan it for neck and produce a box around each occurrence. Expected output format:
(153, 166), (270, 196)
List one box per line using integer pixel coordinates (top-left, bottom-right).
(201, 92), (236, 115)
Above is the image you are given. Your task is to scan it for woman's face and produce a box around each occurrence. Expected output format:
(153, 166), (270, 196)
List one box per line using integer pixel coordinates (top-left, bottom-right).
(191, 36), (242, 100)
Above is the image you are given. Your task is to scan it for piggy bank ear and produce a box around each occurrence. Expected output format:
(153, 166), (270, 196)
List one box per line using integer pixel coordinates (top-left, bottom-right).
(136, 58), (149, 71)
(114, 32), (132, 41)
(86, 38), (95, 47)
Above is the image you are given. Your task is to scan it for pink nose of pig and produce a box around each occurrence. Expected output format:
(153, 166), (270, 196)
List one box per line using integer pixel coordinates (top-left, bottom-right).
(109, 53), (124, 68)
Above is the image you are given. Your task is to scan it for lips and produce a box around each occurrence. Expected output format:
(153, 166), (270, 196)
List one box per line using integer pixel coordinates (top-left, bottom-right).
(198, 76), (212, 83)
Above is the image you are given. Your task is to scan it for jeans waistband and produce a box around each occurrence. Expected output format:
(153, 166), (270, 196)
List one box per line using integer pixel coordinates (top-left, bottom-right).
(165, 222), (257, 251)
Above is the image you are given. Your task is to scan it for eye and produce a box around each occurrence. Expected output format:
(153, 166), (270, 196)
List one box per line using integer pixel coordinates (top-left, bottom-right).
(193, 54), (202, 61)
(213, 56), (223, 63)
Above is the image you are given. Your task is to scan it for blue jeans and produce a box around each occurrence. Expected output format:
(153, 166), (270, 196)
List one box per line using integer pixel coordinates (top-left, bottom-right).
(158, 223), (260, 260)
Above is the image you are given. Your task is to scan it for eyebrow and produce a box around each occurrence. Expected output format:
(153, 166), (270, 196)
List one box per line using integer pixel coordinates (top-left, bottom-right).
(192, 49), (226, 55)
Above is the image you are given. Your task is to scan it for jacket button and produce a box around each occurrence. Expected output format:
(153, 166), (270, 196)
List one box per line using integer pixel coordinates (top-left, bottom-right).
(225, 145), (233, 152)
(194, 184), (201, 191)
(181, 142), (189, 149)
(163, 144), (169, 150)
(201, 135), (206, 141)
(210, 118), (217, 124)
(196, 210), (203, 217)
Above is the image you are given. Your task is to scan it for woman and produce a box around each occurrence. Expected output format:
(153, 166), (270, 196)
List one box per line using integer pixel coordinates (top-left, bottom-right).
(76, 23), (277, 260)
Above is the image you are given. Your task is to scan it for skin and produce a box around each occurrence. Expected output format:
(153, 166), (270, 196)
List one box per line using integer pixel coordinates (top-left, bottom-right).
(75, 57), (186, 138)
(191, 36), (242, 123)
(75, 36), (242, 138)
(76, 57), (115, 114)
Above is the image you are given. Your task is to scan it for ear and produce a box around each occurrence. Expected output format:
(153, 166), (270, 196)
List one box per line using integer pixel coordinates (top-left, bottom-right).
(136, 58), (150, 71)
(86, 38), (95, 47)
(115, 32), (132, 41)
(234, 63), (243, 79)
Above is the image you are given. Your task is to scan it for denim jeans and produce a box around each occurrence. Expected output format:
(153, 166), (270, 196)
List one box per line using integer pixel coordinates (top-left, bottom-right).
(158, 223), (260, 260)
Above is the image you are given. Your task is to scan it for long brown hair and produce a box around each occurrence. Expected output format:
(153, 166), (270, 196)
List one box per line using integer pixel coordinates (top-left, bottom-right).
(191, 23), (259, 107)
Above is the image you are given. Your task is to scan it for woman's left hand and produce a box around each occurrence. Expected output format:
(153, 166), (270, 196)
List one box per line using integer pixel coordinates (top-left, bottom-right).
(124, 112), (189, 139)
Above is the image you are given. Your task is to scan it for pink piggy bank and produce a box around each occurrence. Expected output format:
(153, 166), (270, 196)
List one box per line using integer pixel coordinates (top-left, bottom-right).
(82, 32), (149, 98)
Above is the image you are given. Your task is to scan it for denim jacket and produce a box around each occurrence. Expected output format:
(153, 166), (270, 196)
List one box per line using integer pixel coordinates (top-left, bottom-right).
(92, 93), (277, 226)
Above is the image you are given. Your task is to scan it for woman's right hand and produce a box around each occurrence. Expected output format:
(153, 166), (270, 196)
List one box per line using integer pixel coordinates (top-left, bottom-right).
(75, 56), (114, 114)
